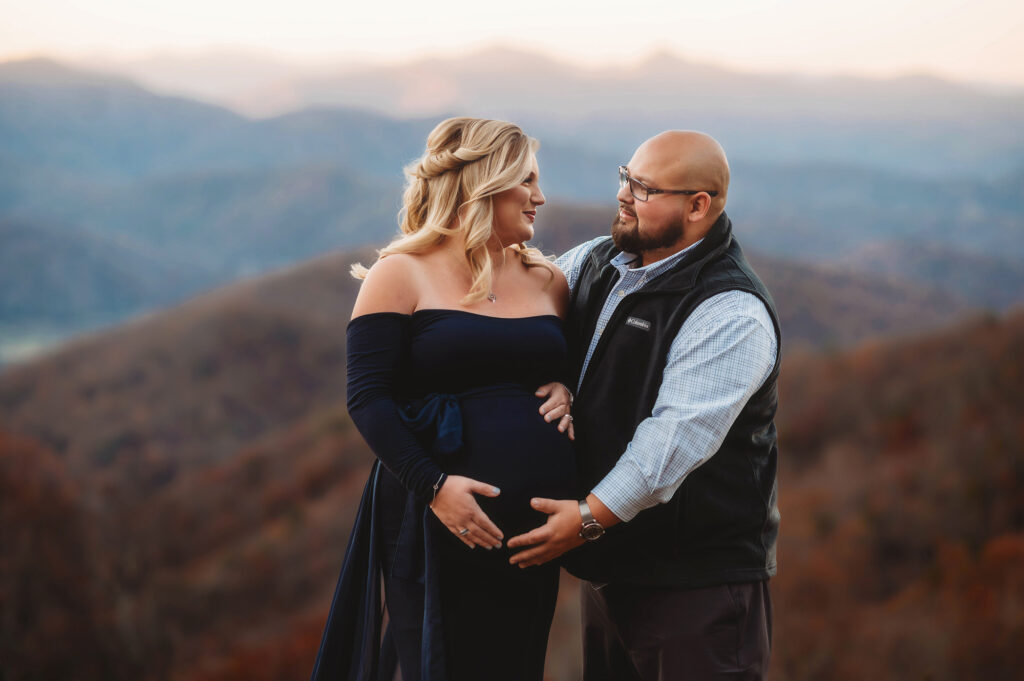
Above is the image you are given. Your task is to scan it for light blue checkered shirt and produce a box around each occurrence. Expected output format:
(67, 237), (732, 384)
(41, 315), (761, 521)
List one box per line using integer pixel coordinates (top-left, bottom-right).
(555, 236), (778, 522)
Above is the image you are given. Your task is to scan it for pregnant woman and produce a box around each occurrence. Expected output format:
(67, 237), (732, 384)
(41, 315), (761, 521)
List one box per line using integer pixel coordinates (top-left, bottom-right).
(310, 117), (577, 681)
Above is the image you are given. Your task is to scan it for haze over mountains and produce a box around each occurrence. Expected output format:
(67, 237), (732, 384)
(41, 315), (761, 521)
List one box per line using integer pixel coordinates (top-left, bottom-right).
(1, 51), (1022, 364)
(80, 47), (1024, 178)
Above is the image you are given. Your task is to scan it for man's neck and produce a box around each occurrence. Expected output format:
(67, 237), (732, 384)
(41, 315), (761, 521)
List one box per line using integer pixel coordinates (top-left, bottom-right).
(640, 236), (699, 267)
(639, 220), (717, 267)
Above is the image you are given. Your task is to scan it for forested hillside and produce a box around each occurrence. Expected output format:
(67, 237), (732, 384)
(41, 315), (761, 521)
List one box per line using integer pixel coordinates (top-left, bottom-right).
(3, 304), (1020, 680)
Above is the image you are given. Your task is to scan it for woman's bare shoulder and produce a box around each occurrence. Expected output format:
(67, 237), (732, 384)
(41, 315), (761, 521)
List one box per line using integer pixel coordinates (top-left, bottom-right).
(524, 257), (570, 317)
(350, 254), (425, 318)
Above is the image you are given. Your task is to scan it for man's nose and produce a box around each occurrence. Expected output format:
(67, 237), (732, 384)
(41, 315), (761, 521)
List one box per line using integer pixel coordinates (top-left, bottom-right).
(616, 182), (634, 204)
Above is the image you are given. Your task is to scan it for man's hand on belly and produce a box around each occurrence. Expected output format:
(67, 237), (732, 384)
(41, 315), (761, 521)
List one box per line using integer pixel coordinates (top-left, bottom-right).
(507, 493), (621, 567)
(506, 498), (586, 567)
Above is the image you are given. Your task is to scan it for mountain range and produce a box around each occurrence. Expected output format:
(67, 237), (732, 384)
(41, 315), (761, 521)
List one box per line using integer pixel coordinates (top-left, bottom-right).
(77, 47), (1024, 178)
(1, 56), (1022, 364)
(0, 234), (976, 491)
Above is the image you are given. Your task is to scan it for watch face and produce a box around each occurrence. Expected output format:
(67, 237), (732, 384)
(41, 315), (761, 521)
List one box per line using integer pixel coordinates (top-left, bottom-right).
(581, 523), (605, 541)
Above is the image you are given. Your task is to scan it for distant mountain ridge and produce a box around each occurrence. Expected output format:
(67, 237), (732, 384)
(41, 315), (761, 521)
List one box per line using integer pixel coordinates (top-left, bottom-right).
(69, 47), (1024, 117)
(1, 57), (1021, 362)
(0, 232), (972, 483)
(0, 245), (374, 479)
(840, 240), (1024, 312)
(59, 47), (1024, 178)
(0, 216), (215, 323)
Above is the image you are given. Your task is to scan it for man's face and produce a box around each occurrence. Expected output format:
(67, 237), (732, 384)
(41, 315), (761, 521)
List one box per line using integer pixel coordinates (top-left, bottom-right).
(611, 149), (688, 255)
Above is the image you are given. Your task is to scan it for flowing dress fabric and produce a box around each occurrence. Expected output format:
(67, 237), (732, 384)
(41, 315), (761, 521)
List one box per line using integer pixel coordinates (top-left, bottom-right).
(310, 310), (578, 681)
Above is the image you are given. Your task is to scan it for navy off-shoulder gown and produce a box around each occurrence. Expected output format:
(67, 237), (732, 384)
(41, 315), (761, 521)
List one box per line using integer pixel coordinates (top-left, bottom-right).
(310, 309), (577, 681)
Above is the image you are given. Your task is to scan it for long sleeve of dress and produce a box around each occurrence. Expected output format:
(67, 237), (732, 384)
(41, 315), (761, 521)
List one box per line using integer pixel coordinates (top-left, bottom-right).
(346, 312), (445, 502)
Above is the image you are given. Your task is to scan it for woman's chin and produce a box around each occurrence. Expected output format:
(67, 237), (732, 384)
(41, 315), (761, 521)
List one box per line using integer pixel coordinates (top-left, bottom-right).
(510, 226), (534, 243)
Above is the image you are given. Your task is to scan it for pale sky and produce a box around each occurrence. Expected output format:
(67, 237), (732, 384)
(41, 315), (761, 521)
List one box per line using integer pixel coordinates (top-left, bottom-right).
(3, 0), (1024, 86)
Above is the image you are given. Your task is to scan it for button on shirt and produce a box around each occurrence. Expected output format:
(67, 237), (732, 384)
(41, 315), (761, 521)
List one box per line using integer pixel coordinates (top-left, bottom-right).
(555, 236), (778, 522)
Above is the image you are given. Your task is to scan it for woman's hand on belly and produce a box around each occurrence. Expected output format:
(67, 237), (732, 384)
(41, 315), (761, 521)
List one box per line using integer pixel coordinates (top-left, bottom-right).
(429, 475), (505, 550)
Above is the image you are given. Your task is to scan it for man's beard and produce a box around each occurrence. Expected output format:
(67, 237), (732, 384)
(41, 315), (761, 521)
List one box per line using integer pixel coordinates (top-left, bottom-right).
(610, 208), (685, 254)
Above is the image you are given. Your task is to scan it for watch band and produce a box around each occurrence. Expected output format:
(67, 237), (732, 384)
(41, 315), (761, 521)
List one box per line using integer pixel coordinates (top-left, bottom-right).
(578, 499), (605, 541)
(579, 499), (596, 525)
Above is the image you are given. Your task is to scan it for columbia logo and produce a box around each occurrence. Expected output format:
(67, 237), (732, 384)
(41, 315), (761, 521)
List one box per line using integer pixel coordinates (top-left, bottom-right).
(625, 316), (651, 331)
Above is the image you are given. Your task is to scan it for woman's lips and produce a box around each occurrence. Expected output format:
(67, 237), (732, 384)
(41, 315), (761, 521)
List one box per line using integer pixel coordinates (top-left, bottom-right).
(524, 211), (536, 222)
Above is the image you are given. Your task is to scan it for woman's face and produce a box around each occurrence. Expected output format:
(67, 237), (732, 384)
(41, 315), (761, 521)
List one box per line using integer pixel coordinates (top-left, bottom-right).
(491, 155), (545, 246)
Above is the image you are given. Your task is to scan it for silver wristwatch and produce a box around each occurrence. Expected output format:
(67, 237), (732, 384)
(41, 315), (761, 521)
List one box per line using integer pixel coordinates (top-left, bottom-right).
(578, 499), (605, 541)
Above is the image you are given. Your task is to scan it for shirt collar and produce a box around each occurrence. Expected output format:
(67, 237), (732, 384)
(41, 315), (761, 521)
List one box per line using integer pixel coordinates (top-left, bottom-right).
(610, 238), (705, 278)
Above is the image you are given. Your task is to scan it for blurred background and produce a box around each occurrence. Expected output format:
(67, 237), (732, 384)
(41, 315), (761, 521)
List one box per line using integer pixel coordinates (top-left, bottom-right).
(1, 1), (1022, 679)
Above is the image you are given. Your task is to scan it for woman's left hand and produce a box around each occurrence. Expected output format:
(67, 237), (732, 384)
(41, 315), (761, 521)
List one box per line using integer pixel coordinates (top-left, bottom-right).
(535, 382), (574, 440)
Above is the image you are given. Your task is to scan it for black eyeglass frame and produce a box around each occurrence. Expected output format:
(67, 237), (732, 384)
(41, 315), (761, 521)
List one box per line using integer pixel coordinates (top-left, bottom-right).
(618, 165), (719, 202)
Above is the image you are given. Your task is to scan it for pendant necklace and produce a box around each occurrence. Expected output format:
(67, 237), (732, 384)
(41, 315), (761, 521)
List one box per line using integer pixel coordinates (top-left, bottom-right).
(488, 251), (503, 303)
(488, 240), (507, 303)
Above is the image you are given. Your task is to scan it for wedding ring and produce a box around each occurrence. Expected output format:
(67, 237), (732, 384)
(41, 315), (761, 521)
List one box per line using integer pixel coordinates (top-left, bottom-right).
(458, 528), (469, 536)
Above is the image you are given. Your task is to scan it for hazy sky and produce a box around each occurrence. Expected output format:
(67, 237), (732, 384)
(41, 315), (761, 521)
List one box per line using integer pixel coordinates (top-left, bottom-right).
(3, 0), (1023, 85)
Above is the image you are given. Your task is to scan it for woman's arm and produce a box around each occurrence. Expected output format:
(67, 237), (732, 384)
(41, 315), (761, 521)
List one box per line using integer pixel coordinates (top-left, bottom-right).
(346, 257), (505, 549)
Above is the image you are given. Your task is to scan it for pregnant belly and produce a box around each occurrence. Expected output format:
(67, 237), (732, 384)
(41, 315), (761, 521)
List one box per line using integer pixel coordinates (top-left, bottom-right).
(445, 388), (578, 538)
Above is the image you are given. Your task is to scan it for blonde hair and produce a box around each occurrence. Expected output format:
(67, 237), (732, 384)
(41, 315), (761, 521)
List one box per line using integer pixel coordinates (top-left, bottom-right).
(352, 117), (552, 304)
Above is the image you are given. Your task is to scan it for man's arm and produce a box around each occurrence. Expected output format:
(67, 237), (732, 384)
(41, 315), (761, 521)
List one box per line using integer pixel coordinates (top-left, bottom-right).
(591, 291), (777, 521)
(529, 235), (614, 440)
(554, 236), (610, 294)
(507, 290), (777, 566)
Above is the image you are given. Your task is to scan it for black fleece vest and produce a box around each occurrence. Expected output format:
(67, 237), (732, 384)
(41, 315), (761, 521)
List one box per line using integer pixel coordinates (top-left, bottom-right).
(561, 212), (782, 587)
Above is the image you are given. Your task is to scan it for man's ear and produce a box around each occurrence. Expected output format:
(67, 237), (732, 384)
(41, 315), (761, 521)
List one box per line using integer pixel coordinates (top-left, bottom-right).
(689, 193), (713, 222)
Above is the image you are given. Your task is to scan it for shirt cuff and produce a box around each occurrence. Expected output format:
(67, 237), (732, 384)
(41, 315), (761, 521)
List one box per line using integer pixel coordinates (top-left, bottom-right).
(590, 455), (656, 522)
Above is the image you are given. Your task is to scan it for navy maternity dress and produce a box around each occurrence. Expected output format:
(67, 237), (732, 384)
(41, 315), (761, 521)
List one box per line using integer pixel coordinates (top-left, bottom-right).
(310, 309), (578, 681)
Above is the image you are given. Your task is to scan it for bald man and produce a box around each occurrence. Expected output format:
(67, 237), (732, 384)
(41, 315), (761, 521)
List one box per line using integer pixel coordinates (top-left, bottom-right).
(507, 132), (780, 680)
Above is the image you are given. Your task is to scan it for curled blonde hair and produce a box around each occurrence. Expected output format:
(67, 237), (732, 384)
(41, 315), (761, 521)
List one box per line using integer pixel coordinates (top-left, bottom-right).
(352, 117), (552, 304)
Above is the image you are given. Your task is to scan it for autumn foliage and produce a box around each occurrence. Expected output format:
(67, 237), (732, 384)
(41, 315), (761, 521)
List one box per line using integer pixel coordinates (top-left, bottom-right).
(772, 312), (1024, 679)
(1, 310), (1022, 680)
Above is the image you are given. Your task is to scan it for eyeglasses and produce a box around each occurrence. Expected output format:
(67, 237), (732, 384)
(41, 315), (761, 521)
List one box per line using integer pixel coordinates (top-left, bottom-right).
(618, 166), (719, 202)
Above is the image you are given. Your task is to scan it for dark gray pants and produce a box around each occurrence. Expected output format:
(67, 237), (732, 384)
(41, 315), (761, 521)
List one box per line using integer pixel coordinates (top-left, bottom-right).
(581, 580), (772, 681)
